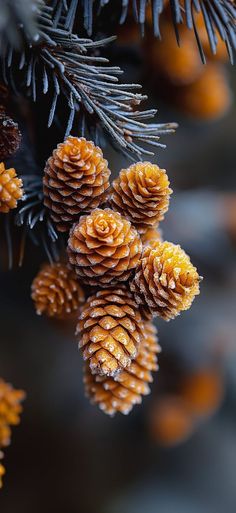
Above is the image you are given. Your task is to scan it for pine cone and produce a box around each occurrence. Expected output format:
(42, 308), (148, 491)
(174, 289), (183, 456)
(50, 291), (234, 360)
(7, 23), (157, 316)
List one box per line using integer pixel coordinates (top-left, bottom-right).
(77, 287), (145, 377)
(149, 396), (194, 446)
(0, 380), (24, 489)
(176, 64), (231, 120)
(43, 136), (111, 232)
(0, 380), (25, 446)
(67, 208), (142, 287)
(130, 240), (201, 320)
(0, 110), (21, 161)
(0, 424), (11, 449)
(0, 163), (23, 213)
(180, 369), (224, 417)
(111, 162), (172, 233)
(31, 263), (85, 319)
(147, 20), (202, 86)
(83, 322), (160, 415)
(0, 457), (5, 489)
(141, 227), (163, 246)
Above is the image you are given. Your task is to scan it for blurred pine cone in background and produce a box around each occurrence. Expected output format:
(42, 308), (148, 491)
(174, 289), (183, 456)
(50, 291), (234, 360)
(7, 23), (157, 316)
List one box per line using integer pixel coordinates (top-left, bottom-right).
(31, 263), (85, 320)
(176, 64), (231, 120)
(0, 380), (25, 488)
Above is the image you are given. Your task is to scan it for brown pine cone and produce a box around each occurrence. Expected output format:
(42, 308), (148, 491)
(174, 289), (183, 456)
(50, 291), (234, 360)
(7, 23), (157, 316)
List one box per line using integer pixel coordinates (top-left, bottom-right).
(43, 136), (111, 232)
(83, 321), (160, 415)
(111, 162), (172, 233)
(0, 110), (21, 161)
(31, 263), (85, 319)
(130, 240), (201, 320)
(0, 163), (23, 213)
(77, 287), (145, 377)
(67, 208), (142, 287)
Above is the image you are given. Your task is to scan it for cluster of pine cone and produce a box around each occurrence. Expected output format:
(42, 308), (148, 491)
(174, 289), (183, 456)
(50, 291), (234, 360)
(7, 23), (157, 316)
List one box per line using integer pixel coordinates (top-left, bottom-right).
(31, 136), (201, 416)
(0, 379), (25, 488)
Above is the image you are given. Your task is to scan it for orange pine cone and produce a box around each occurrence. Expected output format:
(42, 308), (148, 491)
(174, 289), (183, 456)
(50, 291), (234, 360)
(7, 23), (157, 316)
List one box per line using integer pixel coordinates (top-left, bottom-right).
(149, 396), (194, 446)
(43, 136), (111, 232)
(130, 240), (201, 320)
(0, 380), (25, 489)
(0, 458), (5, 489)
(181, 369), (224, 417)
(0, 380), (25, 448)
(84, 322), (161, 415)
(67, 208), (142, 287)
(77, 287), (145, 377)
(147, 20), (203, 86)
(31, 262), (85, 319)
(0, 163), (23, 213)
(176, 64), (231, 120)
(111, 162), (172, 233)
(141, 227), (163, 245)
(0, 424), (11, 448)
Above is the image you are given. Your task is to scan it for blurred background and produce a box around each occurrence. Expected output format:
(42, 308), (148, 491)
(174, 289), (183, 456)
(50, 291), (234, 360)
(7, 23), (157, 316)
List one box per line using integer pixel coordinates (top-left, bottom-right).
(0, 9), (236, 513)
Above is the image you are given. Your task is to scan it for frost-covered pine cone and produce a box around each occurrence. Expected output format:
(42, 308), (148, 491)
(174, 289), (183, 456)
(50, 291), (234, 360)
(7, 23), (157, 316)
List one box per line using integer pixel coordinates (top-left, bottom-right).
(67, 208), (142, 287)
(77, 287), (145, 377)
(0, 163), (23, 213)
(43, 136), (111, 232)
(83, 322), (161, 415)
(111, 162), (172, 233)
(130, 240), (201, 320)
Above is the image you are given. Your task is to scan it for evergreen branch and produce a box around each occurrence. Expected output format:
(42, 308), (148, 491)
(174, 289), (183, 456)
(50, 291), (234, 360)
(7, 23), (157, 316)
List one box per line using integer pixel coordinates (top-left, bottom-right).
(0, 3), (176, 159)
(54, 0), (236, 63)
(0, 175), (60, 269)
(0, 0), (41, 49)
